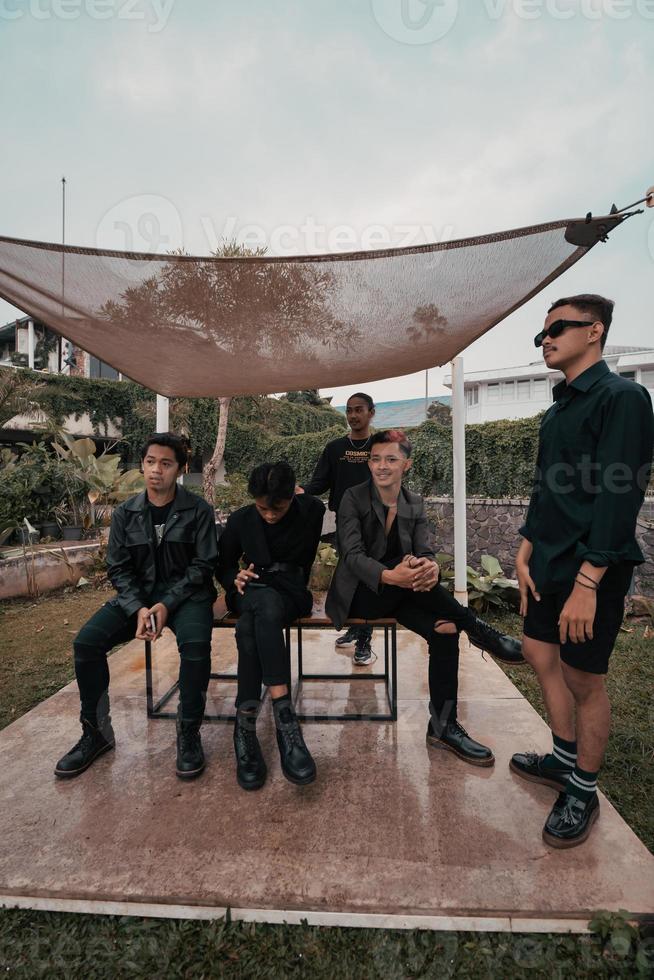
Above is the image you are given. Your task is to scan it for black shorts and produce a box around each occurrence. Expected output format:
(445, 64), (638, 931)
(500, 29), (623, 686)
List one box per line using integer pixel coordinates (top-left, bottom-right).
(522, 564), (633, 675)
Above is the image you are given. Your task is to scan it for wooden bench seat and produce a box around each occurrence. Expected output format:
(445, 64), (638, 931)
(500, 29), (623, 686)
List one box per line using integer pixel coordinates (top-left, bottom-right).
(145, 594), (398, 724)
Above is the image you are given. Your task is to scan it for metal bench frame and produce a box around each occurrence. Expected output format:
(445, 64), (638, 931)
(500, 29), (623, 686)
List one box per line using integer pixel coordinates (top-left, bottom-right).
(292, 618), (397, 723)
(144, 604), (398, 724)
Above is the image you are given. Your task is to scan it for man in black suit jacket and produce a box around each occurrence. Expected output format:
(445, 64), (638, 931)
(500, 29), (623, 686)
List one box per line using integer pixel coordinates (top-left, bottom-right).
(327, 429), (523, 767)
(217, 461), (325, 791)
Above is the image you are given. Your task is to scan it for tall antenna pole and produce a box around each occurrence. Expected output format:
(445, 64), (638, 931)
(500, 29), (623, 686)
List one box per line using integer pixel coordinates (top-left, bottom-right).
(60, 176), (67, 372)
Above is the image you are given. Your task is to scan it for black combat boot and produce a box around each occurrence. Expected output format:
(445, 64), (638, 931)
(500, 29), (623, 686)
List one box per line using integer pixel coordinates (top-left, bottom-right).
(54, 714), (115, 778)
(233, 709), (267, 791)
(176, 713), (205, 779)
(464, 616), (525, 665)
(273, 697), (316, 786)
(427, 718), (495, 767)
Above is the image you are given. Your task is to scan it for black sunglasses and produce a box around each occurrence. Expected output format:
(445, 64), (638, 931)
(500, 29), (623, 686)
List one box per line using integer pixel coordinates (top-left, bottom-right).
(534, 319), (595, 348)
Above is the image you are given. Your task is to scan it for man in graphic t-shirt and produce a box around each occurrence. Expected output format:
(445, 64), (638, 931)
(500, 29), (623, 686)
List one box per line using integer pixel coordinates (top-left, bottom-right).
(298, 392), (377, 665)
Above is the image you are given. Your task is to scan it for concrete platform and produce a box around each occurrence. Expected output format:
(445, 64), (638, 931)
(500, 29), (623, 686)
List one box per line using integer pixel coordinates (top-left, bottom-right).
(0, 626), (653, 932)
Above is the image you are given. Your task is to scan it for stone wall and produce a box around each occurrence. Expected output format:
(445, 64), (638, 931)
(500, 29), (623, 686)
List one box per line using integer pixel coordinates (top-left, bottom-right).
(0, 543), (99, 600)
(424, 496), (654, 595)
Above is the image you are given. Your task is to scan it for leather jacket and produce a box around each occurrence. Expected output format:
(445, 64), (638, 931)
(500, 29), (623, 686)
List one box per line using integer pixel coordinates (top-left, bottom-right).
(106, 485), (218, 616)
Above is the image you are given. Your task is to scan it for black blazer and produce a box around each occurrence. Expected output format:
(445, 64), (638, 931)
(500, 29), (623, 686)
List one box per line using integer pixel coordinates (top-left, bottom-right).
(216, 494), (325, 614)
(326, 481), (435, 629)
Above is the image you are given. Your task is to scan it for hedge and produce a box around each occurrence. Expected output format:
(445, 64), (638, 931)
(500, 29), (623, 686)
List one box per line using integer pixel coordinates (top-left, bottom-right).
(0, 369), (345, 467)
(406, 416), (544, 498)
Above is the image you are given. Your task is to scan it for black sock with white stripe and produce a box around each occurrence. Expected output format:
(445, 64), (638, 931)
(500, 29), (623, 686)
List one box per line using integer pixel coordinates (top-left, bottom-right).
(566, 765), (599, 803)
(541, 733), (577, 774)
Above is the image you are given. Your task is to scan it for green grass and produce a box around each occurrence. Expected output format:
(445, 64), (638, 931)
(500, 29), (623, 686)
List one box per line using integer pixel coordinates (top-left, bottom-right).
(0, 909), (652, 979)
(0, 590), (653, 977)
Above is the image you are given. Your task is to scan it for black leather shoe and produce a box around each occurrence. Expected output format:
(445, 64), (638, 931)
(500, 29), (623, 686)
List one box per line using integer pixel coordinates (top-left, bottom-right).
(510, 751), (570, 791)
(54, 715), (115, 778)
(273, 700), (316, 786)
(427, 719), (495, 767)
(543, 791), (599, 848)
(465, 617), (525, 665)
(233, 711), (267, 791)
(176, 718), (205, 779)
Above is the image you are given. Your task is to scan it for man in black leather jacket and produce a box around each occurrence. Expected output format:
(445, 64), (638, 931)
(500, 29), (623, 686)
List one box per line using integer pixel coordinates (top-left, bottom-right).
(54, 432), (218, 781)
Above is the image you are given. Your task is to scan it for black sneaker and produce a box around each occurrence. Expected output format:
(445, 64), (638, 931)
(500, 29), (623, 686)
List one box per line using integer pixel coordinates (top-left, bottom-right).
(233, 711), (267, 791)
(542, 791), (600, 848)
(54, 715), (115, 778)
(464, 617), (525, 665)
(335, 627), (358, 648)
(176, 719), (205, 779)
(273, 700), (316, 786)
(509, 751), (570, 791)
(353, 639), (377, 666)
(427, 719), (495, 767)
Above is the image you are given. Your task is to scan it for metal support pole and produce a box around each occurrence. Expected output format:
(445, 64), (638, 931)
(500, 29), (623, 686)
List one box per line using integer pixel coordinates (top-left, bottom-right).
(452, 356), (468, 606)
(27, 319), (35, 369)
(156, 394), (169, 431)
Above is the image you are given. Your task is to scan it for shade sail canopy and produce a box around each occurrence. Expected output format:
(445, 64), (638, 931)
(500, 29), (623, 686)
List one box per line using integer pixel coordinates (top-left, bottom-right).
(0, 214), (629, 397)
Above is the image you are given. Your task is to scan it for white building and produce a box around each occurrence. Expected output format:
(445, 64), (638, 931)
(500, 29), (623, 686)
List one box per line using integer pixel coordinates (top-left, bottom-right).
(0, 316), (120, 379)
(443, 346), (654, 424)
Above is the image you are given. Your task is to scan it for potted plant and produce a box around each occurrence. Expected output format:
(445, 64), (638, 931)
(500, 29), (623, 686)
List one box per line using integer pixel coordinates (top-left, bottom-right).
(52, 434), (144, 540)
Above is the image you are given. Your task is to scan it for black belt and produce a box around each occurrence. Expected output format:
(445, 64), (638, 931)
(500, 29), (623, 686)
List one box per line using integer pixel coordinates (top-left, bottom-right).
(254, 562), (302, 575)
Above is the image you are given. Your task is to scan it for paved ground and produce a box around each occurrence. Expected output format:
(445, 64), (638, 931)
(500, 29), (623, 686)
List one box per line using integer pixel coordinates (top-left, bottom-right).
(0, 626), (652, 932)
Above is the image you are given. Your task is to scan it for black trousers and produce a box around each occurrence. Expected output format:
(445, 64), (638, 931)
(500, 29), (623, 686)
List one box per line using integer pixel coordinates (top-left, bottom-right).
(233, 586), (299, 708)
(349, 581), (477, 725)
(73, 596), (214, 724)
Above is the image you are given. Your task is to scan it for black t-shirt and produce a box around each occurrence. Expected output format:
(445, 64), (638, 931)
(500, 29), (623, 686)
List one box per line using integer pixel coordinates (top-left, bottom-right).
(382, 509), (402, 566)
(148, 498), (174, 581)
(302, 435), (372, 513)
(149, 499), (174, 545)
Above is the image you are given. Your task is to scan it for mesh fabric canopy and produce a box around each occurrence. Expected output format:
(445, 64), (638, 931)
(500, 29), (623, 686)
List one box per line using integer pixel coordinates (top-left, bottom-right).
(0, 214), (627, 397)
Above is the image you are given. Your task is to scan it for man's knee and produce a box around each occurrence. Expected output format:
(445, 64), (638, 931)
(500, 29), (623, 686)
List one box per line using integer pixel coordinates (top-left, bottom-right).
(178, 641), (211, 663)
(235, 611), (255, 643)
(562, 662), (606, 702)
(73, 622), (109, 662)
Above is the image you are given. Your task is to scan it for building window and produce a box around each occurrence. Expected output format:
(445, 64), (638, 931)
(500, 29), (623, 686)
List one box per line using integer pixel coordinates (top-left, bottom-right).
(533, 378), (548, 399)
(641, 369), (654, 391)
(89, 356), (119, 380)
(619, 370), (636, 380)
(501, 381), (515, 401)
(517, 379), (531, 400)
(487, 383), (500, 402)
(465, 385), (479, 407)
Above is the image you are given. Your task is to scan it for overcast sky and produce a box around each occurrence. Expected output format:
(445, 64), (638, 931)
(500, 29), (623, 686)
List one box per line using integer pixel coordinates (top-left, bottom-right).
(1, 0), (652, 403)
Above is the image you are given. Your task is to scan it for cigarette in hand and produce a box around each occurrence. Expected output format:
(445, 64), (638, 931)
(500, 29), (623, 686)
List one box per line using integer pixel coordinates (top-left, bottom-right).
(149, 613), (156, 632)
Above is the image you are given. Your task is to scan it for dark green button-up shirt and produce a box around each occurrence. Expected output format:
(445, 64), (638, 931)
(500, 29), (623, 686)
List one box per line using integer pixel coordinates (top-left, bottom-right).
(519, 359), (653, 593)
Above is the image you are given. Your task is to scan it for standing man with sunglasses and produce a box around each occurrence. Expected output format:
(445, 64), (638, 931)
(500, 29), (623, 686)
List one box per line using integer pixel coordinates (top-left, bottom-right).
(511, 294), (653, 847)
